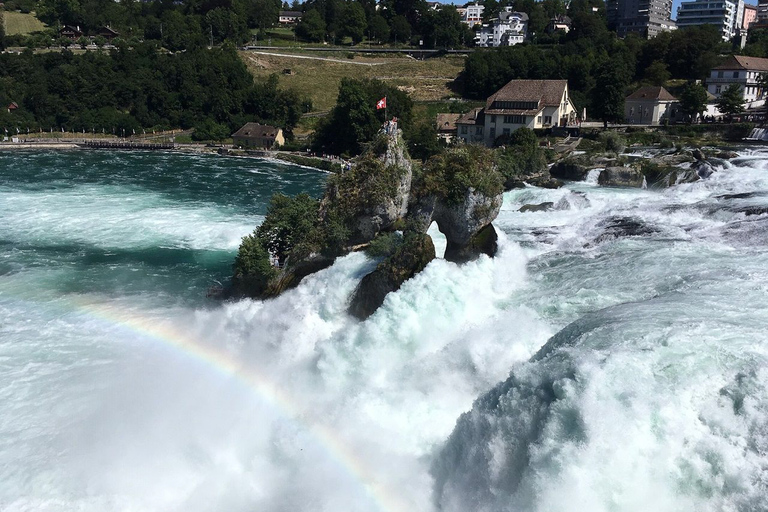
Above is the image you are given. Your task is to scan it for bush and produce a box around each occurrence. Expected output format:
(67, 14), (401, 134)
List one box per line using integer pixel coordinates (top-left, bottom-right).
(418, 145), (503, 203)
(366, 231), (404, 258)
(598, 131), (627, 153)
(256, 193), (319, 266)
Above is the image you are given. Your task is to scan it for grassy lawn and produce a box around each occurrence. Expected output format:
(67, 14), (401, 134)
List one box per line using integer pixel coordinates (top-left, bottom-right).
(3, 11), (46, 36)
(240, 49), (466, 112)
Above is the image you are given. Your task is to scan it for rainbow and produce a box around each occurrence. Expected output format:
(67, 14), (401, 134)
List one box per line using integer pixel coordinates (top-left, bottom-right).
(65, 296), (409, 512)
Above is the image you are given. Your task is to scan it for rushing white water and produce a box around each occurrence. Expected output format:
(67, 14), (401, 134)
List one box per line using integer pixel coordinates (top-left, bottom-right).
(3, 150), (768, 512)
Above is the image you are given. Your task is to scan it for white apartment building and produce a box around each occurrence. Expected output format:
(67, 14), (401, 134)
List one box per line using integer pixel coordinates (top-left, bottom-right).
(462, 3), (484, 26)
(707, 55), (768, 110)
(676, 0), (745, 41)
(475, 8), (528, 47)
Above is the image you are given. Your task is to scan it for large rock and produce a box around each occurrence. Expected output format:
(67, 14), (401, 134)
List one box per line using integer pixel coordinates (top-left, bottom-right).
(349, 233), (435, 320)
(597, 166), (645, 188)
(549, 158), (591, 181)
(411, 187), (503, 263)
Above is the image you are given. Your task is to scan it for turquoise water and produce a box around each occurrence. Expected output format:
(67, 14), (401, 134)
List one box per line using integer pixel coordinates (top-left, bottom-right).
(3, 149), (768, 512)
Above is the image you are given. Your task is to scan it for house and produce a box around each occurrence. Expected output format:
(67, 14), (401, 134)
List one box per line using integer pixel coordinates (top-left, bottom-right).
(462, 2), (484, 26)
(706, 55), (768, 111)
(232, 123), (285, 149)
(427, 1), (442, 9)
(547, 15), (572, 33)
(97, 26), (120, 40)
(59, 25), (84, 40)
(456, 108), (486, 144)
(744, 3), (757, 27)
(7, 102), (18, 113)
(625, 86), (679, 125)
(456, 79), (577, 146)
(279, 11), (302, 24)
(475, 9), (528, 47)
(435, 113), (460, 142)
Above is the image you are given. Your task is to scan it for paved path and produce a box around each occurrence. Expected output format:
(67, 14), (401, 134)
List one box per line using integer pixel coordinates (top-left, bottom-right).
(246, 51), (387, 66)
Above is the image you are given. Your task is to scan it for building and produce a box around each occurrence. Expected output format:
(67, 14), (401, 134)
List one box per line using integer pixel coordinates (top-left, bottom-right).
(759, 0), (768, 21)
(475, 9), (528, 47)
(547, 15), (572, 33)
(232, 123), (285, 149)
(278, 11), (302, 24)
(462, 3), (484, 26)
(456, 79), (577, 146)
(435, 113), (460, 142)
(97, 26), (119, 41)
(456, 108), (486, 144)
(7, 102), (18, 113)
(59, 25), (84, 40)
(676, 0), (744, 41)
(625, 86), (679, 124)
(606, 0), (676, 37)
(744, 3), (757, 27)
(706, 55), (768, 110)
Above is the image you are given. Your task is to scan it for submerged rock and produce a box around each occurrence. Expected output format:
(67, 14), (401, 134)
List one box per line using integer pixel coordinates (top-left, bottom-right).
(348, 233), (435, 319)
(549, 158), (591, 181)
(592, 216), (658, 244)
(598, 166), (645, 188)
(519, 202), (555, 213)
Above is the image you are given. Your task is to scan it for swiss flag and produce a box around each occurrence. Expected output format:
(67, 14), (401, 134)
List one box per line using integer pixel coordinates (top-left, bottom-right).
(376, 97), (387, 110)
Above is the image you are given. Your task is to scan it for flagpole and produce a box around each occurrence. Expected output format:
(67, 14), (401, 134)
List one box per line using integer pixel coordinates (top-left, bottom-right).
(385, 96), (387, 125)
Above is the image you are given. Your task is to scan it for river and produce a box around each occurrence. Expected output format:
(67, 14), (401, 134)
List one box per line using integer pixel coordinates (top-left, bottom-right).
(2, 149), (768, 512)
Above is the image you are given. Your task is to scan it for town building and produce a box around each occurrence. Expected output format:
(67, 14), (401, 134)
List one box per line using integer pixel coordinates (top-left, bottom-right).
(435, 113), (460, 143)
(278, 11), (302, 24)
(7, 102), (18, 113)
(759, 0), (768, 21)
(625, 86), (680, 124)
(59, 25), (84, 40)
(706, 55), (768, 110)
(97, 26), (119, 41)
(743, 3), (757, 27)
(676, 0), (745, 41)
(456, 79), (577, 146)
(475, 8), (528, 47)
(606, 0), (676, 38)
(462, 3), (484, 26)
(547, 15), (572, 33)
(232, 123), (285, 149)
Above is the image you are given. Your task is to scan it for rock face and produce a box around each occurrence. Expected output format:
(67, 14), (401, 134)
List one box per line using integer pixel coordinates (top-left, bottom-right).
(411, 187), (503, 263)
(549, 158), (590, 181)
(598, 166), (645, 188)
(519, 202), (555, 212)
(348, 233), (435, 319)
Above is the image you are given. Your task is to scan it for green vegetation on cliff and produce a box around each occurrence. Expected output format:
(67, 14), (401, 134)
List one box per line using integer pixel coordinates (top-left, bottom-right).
(416, 145), (503, 204)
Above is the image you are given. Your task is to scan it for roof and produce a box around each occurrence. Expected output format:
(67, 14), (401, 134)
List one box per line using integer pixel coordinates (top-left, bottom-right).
(99, 26), (119, 35)
(485, 79), (568, 114)
(8, 102), (18, 109)
(60, 25), (82, 33)
(456, 107), (484, 125)
(713, 55), (768, 72)
(551, 15), (571, 23)
(232, 123), (282, 139)
(626, 86), (677, 102)
(435, 113), (460, 132)
(279, 11), (302, 16)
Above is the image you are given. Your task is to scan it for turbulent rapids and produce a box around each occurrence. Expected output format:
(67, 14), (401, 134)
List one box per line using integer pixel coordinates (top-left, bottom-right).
(3, 149), (768, 512)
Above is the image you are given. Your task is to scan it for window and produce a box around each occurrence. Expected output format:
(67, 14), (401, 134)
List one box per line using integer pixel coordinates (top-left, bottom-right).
(630, 107), (635, 116)
(718, 71), (724, 78)
(544, 116), (552, 125)
(734, 72), (739, 78)
(503, 115), (526, 124)
(461, 125), (468, 134)
(491, 115), (497, 123)
(502, 128), (510, 136)
(489, 127), (496, 139)
(715, 85), (722, 94)
(475, 126), (483, 135)
(537, 115), (542, 124)
(493, 101), (539, 110)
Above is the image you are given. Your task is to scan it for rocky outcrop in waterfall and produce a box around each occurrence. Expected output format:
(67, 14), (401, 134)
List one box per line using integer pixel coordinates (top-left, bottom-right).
(231, 132), (505, 318)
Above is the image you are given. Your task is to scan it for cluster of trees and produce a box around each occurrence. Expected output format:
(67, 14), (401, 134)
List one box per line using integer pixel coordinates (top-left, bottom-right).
(3, 0), (283, 49)
(0, 43), (310, 136)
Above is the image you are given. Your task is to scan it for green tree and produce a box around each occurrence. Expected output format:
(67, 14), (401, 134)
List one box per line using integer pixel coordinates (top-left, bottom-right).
(37, 0), (82, 26)
(295, 9), (326, 42)
(256, 193), (319, 266)
(643, 60), (670, 86)
(368, 14), (390, 43)
(389, 15), (411, 44)
(341, 1), (367, 44)
(405, 120), (442, 161)
(592, 59), (629, 128)
(715, 83), (745, 118)
(677, 81), (708, 123)
(232, 234), (277, 296)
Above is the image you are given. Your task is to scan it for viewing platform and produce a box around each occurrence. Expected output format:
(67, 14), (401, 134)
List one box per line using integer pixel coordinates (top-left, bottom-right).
(80, 140), (176, 150)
